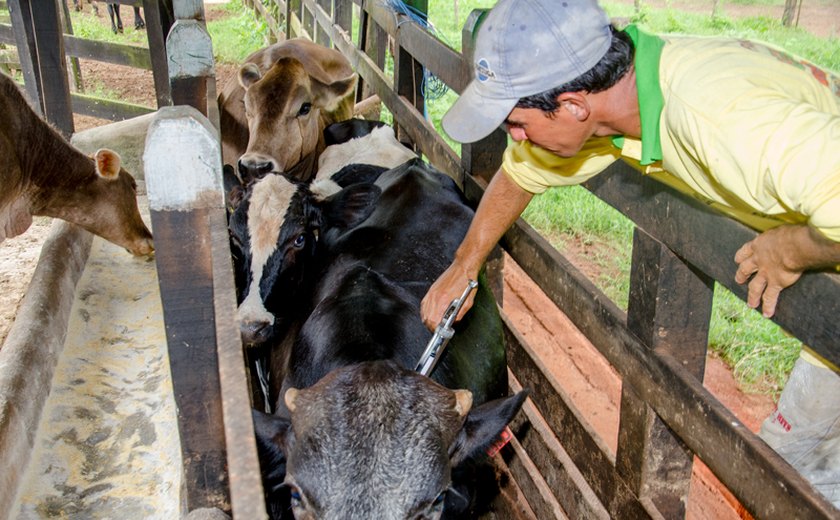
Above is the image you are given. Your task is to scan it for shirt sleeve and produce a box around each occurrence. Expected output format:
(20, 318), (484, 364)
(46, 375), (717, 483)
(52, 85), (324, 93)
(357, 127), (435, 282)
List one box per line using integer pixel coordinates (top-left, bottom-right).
(761, 100), (840, 242)
(502, 137), (622, 194)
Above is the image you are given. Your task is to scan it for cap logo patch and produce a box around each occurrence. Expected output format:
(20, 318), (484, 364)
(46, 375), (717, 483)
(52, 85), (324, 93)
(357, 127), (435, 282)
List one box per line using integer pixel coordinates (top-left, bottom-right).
(476, 58), (496, 82)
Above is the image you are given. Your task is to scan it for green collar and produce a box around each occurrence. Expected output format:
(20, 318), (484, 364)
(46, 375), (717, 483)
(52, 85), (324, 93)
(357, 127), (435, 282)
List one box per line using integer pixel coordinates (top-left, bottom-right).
(611, 25), (665, 165)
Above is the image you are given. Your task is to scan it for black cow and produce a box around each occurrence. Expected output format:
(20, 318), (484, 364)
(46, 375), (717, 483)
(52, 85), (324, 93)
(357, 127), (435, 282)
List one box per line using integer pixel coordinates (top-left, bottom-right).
(107, 4), (145, 34)
(226, 121), (523, 519)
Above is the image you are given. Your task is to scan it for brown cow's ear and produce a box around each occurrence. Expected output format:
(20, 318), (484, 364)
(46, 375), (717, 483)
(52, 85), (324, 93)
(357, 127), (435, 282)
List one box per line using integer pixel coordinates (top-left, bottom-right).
(94, 149), (122, 180)
(238, 63), (262, 89)
(311, 72), (358, 112)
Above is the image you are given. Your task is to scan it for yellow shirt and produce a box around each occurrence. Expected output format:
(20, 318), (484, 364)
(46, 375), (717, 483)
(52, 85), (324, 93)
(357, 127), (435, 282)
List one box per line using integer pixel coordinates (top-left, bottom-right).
(502, 35), (840, 240)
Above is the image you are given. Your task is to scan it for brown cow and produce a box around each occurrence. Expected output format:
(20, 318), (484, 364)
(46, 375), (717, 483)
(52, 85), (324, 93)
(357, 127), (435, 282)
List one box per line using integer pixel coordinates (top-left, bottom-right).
(218, 38), (357, 184)
(0, 72), (153, 256)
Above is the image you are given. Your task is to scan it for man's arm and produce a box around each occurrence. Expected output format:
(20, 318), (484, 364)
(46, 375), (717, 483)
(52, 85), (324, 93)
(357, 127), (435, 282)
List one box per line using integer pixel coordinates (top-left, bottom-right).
(421, 169), (534, 330)
(735, 224), (840, 317)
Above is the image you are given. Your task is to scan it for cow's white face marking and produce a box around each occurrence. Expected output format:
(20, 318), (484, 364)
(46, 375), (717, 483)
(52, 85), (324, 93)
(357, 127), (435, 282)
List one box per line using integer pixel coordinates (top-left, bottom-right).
(315, 125), (416, 181)
(237, 174), (297, 325)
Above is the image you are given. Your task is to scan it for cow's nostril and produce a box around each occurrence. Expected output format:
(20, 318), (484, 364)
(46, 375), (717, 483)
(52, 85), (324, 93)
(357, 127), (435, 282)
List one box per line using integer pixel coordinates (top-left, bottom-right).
(241, 320), (271, 346)
(238, 159), (275, 184)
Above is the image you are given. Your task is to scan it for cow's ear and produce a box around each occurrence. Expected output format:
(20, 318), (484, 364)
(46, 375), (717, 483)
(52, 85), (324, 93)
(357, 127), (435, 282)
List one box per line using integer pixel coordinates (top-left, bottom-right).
(311, 73), (358, 112)
(223, 164), (245, 212)
(94, 149), (122, 180)
(238, 63), (262, 89)
(252, 409), (292, 493)
(449, 390), (528, 467)
(321, 183), (381, 230)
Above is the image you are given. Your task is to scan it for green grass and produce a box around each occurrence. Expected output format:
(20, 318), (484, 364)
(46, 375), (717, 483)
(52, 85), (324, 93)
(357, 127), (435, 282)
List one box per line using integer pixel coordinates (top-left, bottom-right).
(68, 8), (148, 45)
(206, 0), (270, 64)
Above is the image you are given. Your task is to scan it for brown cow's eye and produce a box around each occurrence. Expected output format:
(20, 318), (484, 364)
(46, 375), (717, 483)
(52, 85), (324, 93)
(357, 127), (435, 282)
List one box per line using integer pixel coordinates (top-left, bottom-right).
(293, 234), (306, 248)
(298, 102), (312, 117)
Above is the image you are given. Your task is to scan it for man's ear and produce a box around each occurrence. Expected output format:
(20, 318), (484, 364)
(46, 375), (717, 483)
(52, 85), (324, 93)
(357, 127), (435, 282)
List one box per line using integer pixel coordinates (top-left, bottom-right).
(557, 92), (590, 121)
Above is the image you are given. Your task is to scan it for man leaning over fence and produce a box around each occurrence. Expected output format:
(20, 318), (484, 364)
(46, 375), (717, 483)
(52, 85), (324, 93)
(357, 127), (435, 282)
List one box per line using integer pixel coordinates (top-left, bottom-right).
(420, 0), (840, 509)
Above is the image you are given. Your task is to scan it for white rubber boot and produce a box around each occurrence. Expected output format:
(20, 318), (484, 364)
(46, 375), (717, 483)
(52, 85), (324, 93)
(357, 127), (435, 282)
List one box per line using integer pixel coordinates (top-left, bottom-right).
(759, 354), (840, 509)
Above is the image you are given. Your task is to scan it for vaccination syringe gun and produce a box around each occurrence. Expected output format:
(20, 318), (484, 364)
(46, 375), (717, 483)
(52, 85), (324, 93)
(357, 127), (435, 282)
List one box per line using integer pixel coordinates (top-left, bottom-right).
(415, 278), (479, 377)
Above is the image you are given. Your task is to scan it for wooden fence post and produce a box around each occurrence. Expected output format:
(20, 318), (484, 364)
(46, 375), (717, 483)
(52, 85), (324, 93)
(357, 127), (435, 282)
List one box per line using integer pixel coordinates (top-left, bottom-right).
(143, 0), (173, 108)
(315, 0), (331, 46)
(144, 107), (268, 519)
(617, 228), (714, 518)
(392, 0), (426, 150)
(6, 0), (41, 111)
(458, 9), (506, 185)
(459, 9), (507, 301)
(166, 0), (214, 122)
(356, 0), (386, 111)
(7, 0), (73, 136)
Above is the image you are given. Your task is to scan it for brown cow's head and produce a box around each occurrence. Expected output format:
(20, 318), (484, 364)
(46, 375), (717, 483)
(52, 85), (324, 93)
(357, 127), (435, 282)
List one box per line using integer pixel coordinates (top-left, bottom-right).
(237, 57), (357, 185)
(43, 149), (154, 256)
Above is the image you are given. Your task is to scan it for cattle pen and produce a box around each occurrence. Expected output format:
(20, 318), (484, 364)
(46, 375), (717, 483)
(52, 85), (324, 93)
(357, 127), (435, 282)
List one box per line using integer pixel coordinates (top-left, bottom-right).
(0, 0), (838, 519)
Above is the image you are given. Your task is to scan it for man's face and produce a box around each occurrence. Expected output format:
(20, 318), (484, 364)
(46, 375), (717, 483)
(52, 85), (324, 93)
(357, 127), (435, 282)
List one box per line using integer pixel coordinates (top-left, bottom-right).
(504, 105), (591, 158)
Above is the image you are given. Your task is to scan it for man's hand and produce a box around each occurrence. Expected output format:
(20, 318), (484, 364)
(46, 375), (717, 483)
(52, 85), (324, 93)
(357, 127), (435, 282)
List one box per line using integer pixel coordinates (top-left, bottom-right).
(421, 262), (478, 330)
(735, 224), (840, 317)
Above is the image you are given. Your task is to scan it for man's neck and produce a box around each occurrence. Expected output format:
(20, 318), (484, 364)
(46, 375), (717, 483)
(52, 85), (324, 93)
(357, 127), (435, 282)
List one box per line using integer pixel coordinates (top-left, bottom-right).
(592, 67), (641, 139)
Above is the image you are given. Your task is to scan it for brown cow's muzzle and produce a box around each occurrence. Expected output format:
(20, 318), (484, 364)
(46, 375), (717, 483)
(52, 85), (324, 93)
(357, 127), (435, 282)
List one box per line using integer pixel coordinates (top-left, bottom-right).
(238, 153), (277, 185)
(128, 236), (155, 257)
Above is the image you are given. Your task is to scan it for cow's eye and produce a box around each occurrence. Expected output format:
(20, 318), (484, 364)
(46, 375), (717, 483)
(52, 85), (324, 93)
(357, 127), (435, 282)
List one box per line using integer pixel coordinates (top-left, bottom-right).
(293, 234), (306, 248)
(298, 102), (312, 117)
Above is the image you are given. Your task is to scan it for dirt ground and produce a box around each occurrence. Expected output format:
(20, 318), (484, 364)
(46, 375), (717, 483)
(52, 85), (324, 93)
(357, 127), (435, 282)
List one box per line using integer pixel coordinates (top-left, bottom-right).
(0, 1), (835, 517)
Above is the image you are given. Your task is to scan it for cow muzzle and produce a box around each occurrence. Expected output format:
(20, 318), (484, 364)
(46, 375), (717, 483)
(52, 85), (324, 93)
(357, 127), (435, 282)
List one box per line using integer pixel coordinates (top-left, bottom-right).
(238, 154), (277, 185)
(240, 318), (273, 346)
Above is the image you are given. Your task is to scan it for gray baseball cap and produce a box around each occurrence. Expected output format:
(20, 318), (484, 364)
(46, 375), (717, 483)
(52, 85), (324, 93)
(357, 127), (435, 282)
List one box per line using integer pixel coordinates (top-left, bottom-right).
(442, 0), (613, 143)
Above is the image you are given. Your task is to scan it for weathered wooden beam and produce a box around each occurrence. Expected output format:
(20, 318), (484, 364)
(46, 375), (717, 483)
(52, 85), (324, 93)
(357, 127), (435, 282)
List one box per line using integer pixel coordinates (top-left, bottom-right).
(63, 34), (152, 68)
(70, 91), (154, 121)
(326, 16), (464, 186)
(615, 228), (715, 518)
(506, 370), (610, 519)
(584, 162), (840, 367)
(145, 106), (267, 519)
(166, 19), (214, 118)
(493, 187), (838, 519)
(145, 107), (230, 515)
(28, 0), (74, 136)
(458, 8), (506, 185)
(6, 0), (41, 109)
(143, 0), (172, 108)
(502, 313), (656, 519)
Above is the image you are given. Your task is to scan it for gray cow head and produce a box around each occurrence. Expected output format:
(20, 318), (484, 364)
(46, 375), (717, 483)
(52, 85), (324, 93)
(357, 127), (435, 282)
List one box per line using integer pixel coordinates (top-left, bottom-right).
(253, 361), (528, 520)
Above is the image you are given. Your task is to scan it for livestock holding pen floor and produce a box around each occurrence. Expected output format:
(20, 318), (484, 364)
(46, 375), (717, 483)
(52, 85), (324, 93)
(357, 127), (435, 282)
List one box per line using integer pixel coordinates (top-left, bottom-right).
(1, 119), (182, 518)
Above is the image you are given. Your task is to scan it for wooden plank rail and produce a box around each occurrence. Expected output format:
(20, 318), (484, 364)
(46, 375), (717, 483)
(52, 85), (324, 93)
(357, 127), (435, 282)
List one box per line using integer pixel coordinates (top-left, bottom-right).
(4, 0), (170, 125)
(244, 1), (840, 518)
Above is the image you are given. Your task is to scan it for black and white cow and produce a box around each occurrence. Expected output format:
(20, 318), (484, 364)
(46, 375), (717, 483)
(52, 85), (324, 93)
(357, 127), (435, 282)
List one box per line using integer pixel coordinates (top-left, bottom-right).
(227, 121), (524, 519)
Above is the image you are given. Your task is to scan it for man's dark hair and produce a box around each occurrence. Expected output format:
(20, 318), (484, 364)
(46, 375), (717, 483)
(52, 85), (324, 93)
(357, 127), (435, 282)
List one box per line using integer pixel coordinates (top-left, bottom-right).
(516, 26), (634, 113)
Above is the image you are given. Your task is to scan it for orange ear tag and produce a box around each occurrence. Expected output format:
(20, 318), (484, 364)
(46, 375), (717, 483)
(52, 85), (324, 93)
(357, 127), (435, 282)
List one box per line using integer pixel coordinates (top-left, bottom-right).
(485, 426), (514, 457)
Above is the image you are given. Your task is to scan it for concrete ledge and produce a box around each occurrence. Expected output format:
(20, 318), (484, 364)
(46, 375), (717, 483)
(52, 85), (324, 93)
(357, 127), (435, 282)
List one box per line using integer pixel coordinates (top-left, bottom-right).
(0, 221), (92, 517)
